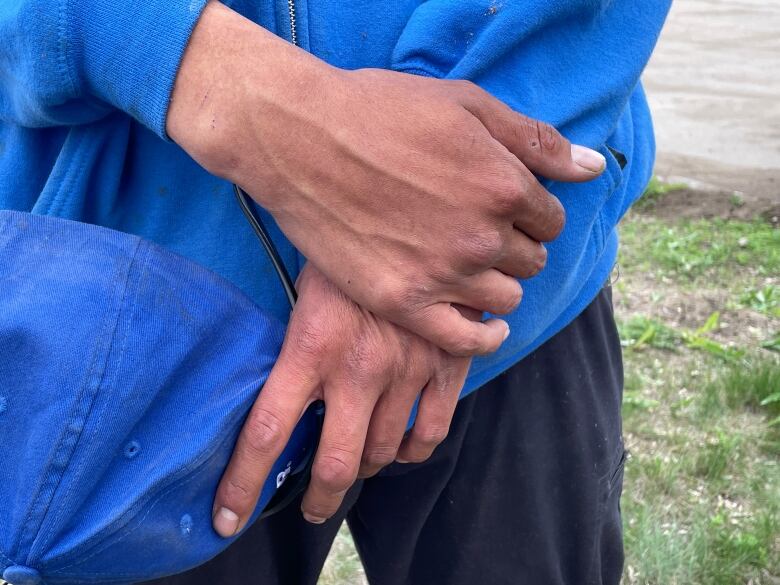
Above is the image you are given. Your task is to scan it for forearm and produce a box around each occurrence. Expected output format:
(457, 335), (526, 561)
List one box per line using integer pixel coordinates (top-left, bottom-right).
(165, 0), (609, 358)
(167, 1), (334, 190)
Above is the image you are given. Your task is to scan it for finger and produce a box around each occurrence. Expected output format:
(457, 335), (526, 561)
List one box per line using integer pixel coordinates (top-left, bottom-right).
(453, 303), (484, 322)
(510, 167), (566, 243)
(448, 269), (523, 315)
(495, 231), (548, 280)
(396, 358), (470, 463)
(212, 350), (319, 538)
(458, 82), (606, 181)
(301, 381), (375, 523)
(358, 376), (427, 478)
(406, 303), (509, 357)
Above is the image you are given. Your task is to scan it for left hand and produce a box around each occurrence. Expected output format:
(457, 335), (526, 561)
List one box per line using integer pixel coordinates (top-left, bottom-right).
(211, 263), (475, 536)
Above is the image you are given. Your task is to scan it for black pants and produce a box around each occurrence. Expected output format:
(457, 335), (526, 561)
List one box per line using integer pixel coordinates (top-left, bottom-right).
(149, 287), (625, 585)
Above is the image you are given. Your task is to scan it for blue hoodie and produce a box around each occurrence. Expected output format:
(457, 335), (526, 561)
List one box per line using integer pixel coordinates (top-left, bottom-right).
(0, 0), (670, 395)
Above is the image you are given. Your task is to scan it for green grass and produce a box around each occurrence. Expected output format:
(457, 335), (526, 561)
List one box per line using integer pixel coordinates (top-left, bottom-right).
(634, 176), (688, 211)
(617, 210), (779, 584)
(619, 217), (780, 283)
(700, 358), (780, 419)
(619, 315), (682, 350)
(621, 349), (780, 583)
(619, 312), (747, 362)
(319, 526), (366, 585)
(763, 332), (780, 353)
(624, 499), (778, 585)
(738, 284), (780, 318)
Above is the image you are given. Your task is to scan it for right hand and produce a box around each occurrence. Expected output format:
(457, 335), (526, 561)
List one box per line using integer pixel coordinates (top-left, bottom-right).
(168, 1), (607, 357)
(211, 263), (475, 536)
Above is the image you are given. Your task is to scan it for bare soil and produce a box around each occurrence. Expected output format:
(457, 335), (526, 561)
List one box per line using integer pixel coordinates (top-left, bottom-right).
(637, 183), (779, 224)
(616, 180), (777, 350)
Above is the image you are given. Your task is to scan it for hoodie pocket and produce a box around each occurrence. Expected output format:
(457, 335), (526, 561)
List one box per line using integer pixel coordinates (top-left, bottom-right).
(592, 145), (626, 252)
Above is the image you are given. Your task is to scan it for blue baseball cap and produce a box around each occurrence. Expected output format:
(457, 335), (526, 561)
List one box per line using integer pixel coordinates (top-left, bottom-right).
(0, 211), (319, 585)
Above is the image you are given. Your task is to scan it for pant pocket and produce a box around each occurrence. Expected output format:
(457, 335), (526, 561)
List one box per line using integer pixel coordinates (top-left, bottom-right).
(588, 448), (627, 585)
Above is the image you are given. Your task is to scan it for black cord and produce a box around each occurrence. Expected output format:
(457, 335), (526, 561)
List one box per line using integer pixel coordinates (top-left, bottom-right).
(233, 184), (298, 309)
(233, 183), (323, 520)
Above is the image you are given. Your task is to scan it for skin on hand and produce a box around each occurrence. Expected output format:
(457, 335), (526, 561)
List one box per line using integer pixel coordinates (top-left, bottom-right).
(167, 1), (606, 358)
(211, 263), (474, 536)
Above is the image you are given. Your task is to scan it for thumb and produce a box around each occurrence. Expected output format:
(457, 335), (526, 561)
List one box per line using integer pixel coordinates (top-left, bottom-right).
(459, 83), (606, 182)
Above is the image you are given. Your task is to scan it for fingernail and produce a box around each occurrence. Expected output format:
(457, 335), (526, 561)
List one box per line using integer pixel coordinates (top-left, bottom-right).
(571, 144), (606, 173)
(395, 458), (409, 464)
(502, 325), (510, 341)
(213, 507), (239, 537)
(302, 511), (327, 524)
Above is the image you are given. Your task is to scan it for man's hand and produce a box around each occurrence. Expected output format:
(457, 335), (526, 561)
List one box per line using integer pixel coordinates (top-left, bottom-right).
(210, 263), (474, 536)
(168, 2), (606, 357)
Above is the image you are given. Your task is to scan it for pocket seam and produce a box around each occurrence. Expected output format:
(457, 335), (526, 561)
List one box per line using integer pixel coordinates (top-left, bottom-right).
(593, 146), (625, 250)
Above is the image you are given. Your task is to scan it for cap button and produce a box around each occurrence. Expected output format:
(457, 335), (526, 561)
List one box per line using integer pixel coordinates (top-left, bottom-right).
(3, 566), (42, 585)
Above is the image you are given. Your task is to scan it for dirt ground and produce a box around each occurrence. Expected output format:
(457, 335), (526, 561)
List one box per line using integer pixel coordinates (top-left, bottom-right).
(641, 186), (779, 223)
(643, 0), (780, 209)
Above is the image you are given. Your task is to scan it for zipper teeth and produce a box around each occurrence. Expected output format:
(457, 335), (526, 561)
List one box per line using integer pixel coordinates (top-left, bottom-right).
(287, 0), (298, 46)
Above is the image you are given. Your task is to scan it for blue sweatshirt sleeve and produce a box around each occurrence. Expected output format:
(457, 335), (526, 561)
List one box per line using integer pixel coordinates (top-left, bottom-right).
(0, 0), (208, 136)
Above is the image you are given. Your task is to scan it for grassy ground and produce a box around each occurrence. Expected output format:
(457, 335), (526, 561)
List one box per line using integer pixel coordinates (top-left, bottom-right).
(320, 182), (780, 585)
(615, 192), (779, 584)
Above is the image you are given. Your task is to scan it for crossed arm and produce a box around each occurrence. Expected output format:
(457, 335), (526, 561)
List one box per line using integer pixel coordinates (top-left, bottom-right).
(166, 2), (606, 535)
(0, 0), (615, 534)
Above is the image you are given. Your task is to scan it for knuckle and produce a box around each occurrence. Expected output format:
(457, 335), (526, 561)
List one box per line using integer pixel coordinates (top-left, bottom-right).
(545, 198), (566, 239)
(407, 426), (450, 461)
(513, 117), (561, 158)
(493, 282), (524, 313)
(447, 329), (482, 357)
(431, 363), (456, 394)
(315, 453), (357, 493)
(376, 279), (423, 318)
(516, 244), (548, 279)
(454, 78), (480, 97)
(511, 116), (537, 151)
(244, 408), (287, 455)
(460, 230), (503, 268)
(530, 191), (565, 242)
(391, 339), (418, 381)
(509, 170), (534, 205)
(362, 446), (397, 471)
(292, 321), (327, 358)
(488, 171), (523, 214)
(220, 477), (252, 510)
(524, 119), (545, 152)
(344, 335), (386, 380)
(537, 120), (561, 154)
(418, 425), (449, 447)
(534, 244), (549, 274)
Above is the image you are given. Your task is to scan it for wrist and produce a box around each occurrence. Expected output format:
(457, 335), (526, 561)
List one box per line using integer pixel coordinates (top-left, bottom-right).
(167, 1), (335, 189)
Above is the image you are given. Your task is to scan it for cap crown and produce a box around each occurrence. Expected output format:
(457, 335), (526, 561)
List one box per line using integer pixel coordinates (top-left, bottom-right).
(0, 212), (315, 584)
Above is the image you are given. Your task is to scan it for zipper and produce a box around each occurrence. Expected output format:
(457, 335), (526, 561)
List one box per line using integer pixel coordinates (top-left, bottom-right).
(287, 0), (298, 46)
